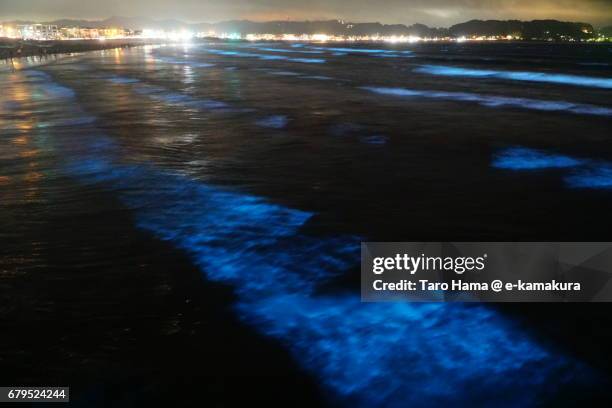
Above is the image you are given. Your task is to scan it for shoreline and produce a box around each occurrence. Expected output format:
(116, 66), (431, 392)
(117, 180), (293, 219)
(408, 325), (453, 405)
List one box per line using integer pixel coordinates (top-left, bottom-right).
(2, 36), (610, 62)
(0, 38), (156, 60)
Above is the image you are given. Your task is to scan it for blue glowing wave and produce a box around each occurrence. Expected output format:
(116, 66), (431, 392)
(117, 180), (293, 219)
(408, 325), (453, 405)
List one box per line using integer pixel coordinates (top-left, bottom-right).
(415, 65), (612, 89)
(492, 147), (584, 170)
(1, 100), (21, 112)
(291, 57), (326, 64)
(67, 158), (356, 294)
(578, 62), (611, 67)
(267, 70), (301, 76)
(309, 47), (414, 58)
(566, 165), (612, 189)
(255, 47), (325, 55)
(147, 89), (230, 110)
(255, 115), (290, 129)
(493, 147), (612, 190)
(24, 70), (76, 98)
(155, 56), (215, 68)
(261, 69), (334, 81)
(106, 76), (238, 112)
(264, 70), (334, 81)
(39, 115), (97, 128)
(301, 75), (333, 81)
(66, 156), (587, 407)
(106, 75), (299, 129)
(203, 48), (326, 64)
(362, 86), (612, 116)
(25, 70), (594, 407)
(360, 135), (388, 145)
(106, 75), (295, 130)
(108, 76), (140, 84)
(153, 48), (326, 64)
(239, 296), (584, 407)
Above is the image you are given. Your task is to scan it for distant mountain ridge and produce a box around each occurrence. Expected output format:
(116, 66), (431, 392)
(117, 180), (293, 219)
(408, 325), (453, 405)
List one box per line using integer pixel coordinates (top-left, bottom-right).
(449, 19), (594, 39)
(46, 16), (190, 31)
(1, 17), (599, 39)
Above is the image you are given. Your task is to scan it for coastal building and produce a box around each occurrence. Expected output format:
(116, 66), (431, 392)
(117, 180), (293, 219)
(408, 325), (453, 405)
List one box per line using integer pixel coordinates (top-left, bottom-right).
(17, 24), (59, 40)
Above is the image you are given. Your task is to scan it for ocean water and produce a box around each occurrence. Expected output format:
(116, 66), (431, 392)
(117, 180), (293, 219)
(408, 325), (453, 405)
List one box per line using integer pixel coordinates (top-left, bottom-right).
(1, 41), (611, 407)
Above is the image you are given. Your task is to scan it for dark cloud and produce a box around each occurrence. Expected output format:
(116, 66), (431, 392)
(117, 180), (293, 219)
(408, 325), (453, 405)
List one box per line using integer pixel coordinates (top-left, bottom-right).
(2, 0), (611, 26)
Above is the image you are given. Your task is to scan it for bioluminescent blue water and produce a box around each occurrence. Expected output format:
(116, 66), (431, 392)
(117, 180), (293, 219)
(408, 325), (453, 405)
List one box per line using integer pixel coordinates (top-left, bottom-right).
(291, 57), (326, 64)
(264, 70), (334, 81)
(159, 93), (231, 110)
(492, 147), (612, 190)
(65, 153), (587, 407)
(24, 70), (76, 99)
(328, 122), (365, 137)
(492, 147), (584, 170)
(360, 135), (388, 145)
(301, 75), (334, 81)
(1, 100), (21, 111)
(268, 70), (301, 76)
(202, 48), (326, 64)
(23, 69), (51, 81)
(202, 49), (246, 56)
(309, 47), (413, 58)
(38, 115), (97, 128)
(361, 86), (612, 116)
(20, 69), (596, 407)
(132, 84), (165, 95)
(155, 56), (215, 68)
(415, 65), (612, 89)
(107, 76), (140, 84)
(566, 165), (612, 189)
(256, 115), (290, 129)
(237, 295), (585, 408)
(578, 62), (611, 67)
(258, 55), (287, 61)
(255, 47), (325, 55)
(106, 77), (233, 112)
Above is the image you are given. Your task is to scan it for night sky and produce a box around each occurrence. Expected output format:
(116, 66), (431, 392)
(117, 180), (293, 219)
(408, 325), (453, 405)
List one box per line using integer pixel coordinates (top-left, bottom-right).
(2, 0), (611, 27)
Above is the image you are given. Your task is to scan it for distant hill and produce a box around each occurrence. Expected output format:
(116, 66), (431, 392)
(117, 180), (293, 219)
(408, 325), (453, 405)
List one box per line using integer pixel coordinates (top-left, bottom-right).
(43, 16), (192, 30)
(600, 26), (612, 36)
(101, 16), (191, 31)
(195, 19), (596, 39)
(449, 19), (594, 39)
(1, 17), (600, 40)
(194, 20), (447, 37)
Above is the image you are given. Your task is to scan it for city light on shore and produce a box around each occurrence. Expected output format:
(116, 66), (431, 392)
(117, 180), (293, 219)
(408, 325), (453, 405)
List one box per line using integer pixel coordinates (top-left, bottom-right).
(1, 23), (610, 43)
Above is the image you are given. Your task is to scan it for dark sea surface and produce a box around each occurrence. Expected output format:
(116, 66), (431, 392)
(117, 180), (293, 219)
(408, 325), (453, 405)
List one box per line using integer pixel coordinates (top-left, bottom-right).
(1, 41), (612, 407)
